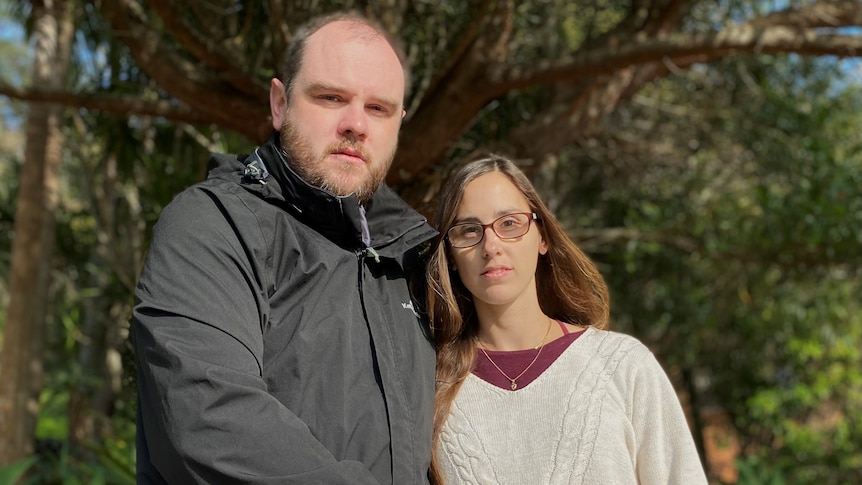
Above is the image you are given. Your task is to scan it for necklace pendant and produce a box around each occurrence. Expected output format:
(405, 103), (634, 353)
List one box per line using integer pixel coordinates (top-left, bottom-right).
(510, 380), (517, 390)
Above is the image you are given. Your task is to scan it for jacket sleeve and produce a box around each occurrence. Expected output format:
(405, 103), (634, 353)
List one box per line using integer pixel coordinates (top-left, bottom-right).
(628, 345), (709, 485)
(132, 188), (380, 484)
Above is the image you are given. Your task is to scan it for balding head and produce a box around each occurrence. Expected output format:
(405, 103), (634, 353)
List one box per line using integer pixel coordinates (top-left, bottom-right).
(278, 12), (411, 105)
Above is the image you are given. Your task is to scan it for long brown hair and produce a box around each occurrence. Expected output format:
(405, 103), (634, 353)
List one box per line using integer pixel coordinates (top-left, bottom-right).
(425, 156), (610, 483)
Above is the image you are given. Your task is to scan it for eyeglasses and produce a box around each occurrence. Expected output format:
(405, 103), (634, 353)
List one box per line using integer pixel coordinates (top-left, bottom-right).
(446, 212), (538, 248)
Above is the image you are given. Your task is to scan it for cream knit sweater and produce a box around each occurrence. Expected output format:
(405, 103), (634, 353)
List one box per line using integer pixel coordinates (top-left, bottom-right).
(437, 327), (708, 485)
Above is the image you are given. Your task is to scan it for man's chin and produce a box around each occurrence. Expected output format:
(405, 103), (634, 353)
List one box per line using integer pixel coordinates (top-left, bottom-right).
(322, 175), (372, 199)
(315, 160), (386, 201)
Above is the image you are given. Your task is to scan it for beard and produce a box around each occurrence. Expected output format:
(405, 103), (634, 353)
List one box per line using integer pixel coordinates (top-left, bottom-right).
(279, 117), (396, 204)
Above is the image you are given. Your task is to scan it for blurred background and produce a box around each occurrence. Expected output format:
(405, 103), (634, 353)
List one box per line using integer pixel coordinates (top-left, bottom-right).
(1, 1), (860, 483)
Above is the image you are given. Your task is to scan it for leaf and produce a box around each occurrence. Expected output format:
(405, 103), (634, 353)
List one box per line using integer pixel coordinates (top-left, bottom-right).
(0, 457), (36, 485)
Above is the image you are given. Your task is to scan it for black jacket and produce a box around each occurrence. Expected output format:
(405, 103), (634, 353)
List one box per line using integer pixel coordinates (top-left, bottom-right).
(132, 134), (437, 484)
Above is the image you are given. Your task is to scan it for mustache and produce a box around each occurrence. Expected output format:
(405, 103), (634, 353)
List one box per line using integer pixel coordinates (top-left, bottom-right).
(328, 140), (371, 163)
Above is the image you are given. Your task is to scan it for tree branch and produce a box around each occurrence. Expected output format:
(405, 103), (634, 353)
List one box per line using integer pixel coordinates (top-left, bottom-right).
(0, 83), (215, 125)
(146, 0), (266, 99)
(572, 227), (699, 254)
(626, 0), (690, 34)
(420, 0), (497, 105)
(495, 27), (862, 94)
(100, 0), (268, 140)
(267, 0), (291, 78)
(573, 226), (862, 270)
(748, 0), (862, 29)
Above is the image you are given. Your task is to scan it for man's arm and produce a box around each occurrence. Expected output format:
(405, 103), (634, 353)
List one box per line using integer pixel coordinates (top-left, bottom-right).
(132, 189), (380, 484)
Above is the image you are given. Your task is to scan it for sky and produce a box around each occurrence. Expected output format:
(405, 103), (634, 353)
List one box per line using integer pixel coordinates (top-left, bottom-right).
(0, 11), (25, 42)
(0, 17), (27, 130)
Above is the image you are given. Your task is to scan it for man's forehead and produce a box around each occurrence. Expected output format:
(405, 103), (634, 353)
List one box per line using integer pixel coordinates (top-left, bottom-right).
(308, 19), (387, 50)
(297, 21), (405, 100)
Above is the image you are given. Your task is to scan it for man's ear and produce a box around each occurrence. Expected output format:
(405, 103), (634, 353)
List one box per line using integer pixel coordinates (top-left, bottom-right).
(270, 78), (288, 131)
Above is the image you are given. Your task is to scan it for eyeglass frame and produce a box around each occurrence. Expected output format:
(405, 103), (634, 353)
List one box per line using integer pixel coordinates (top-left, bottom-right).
(445, 212), (539, 249)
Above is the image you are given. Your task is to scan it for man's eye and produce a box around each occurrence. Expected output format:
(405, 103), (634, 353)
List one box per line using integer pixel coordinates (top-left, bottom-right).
(319, 95), (341, 102)
(367, 104), (393, 117)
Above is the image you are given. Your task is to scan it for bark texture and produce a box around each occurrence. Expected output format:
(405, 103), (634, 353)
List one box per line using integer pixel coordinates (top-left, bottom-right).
(0, 0), (74, 466)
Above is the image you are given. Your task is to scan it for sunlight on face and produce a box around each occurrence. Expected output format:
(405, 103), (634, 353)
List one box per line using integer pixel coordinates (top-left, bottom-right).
(271, 20), (405, 202)
(450, 172), (547, 309)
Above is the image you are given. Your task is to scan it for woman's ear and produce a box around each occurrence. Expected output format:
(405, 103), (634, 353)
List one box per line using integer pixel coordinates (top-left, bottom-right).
(539, 234), (549, 256)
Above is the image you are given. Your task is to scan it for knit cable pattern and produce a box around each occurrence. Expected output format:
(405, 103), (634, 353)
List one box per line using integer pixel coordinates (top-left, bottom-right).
(549, 330), (637, 485)
(437, 328), (647, 485)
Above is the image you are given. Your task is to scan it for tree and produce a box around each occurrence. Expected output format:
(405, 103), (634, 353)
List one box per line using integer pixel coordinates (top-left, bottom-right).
(559, 54), (862, 482)
(1, 0), (861, 481)
(0, 0), (75, 466)
(0, 1), (860, 210)
(0, 4), (29, 296)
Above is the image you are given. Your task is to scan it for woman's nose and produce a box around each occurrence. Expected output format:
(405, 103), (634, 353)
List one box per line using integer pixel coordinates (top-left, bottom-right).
(482, 226), (501, 257)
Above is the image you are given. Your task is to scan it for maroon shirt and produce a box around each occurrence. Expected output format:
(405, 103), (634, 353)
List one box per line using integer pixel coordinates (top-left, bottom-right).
(472, 321), (585, 391)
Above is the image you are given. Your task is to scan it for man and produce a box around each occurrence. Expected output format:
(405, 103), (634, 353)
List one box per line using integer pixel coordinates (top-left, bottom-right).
(132, 12), (436, 484)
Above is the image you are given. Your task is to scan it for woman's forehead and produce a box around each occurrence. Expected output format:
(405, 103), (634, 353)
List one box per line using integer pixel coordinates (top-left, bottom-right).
(457, 173), (528, 215)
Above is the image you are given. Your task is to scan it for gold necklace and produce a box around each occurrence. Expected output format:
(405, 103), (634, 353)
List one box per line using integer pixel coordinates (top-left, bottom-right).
(477, 318), (554, 390)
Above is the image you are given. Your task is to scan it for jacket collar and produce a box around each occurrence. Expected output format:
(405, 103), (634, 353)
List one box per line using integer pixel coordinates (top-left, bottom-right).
(210, 133), (436, 254)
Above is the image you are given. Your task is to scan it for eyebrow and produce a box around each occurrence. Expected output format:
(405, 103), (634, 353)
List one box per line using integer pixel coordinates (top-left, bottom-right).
(305, 82), (402, 112)
(452, 208), (530, 225)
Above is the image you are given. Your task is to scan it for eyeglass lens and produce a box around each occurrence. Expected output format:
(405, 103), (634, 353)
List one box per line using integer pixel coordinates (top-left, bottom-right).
(447, 213), (533, 248)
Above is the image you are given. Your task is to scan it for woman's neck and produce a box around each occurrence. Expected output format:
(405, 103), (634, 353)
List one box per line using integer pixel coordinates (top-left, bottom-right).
(474, 299), (555, 351)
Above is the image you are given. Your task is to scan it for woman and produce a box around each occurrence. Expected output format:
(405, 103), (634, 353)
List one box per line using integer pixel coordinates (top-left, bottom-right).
(425, 156), (707, 484)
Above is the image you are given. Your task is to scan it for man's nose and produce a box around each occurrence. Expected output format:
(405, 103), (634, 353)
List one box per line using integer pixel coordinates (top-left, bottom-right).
(337, 103), (368, 140)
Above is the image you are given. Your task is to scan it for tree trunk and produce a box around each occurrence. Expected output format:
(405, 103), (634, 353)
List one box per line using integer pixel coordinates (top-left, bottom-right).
(68, 152), (122, 446)
(681, 366), (709, 471)
(0, 0), (74, 466)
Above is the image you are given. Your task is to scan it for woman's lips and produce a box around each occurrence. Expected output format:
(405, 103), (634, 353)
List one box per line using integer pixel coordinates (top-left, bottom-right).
(482, 266), (511, 279)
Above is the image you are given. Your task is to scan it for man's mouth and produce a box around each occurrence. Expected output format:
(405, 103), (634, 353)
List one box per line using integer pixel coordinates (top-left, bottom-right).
(332, 146), (367, 163)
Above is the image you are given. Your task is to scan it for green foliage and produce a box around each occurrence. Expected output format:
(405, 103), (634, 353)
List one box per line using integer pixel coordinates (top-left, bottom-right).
(31, 114), (228, 481)
(557, 0), (626, 48)
(20, 438), (135, 485)
(509, 0), (627, 61)
(557, 54), (862, 483)
(734, 455), (787, 485)
(0, 0), (27, 347)
(0, 457), (36, 485)
(26, 297), (136, 484)
(3, 1), (862, 482)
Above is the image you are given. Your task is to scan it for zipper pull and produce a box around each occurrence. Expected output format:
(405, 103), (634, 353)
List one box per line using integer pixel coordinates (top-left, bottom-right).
(364, 247), (381, 264)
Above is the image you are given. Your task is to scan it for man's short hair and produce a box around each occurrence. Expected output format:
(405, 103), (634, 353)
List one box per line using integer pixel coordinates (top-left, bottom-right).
(278, 11), (412, 105)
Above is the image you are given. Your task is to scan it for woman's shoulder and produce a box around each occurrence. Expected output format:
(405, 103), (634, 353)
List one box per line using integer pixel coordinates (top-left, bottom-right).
(566, 328), (670, 393)
(582, 326), (647, 346)
(578, 327), (653, 361)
